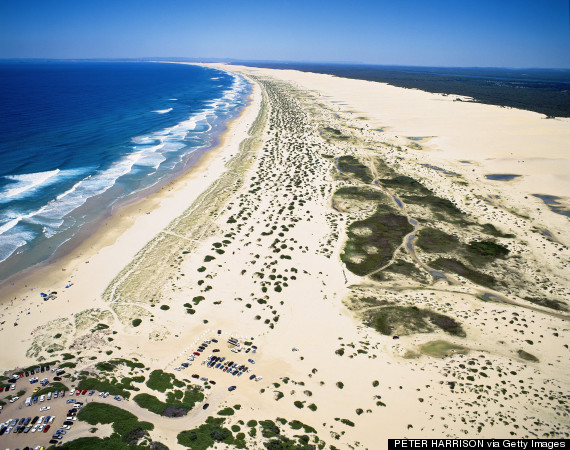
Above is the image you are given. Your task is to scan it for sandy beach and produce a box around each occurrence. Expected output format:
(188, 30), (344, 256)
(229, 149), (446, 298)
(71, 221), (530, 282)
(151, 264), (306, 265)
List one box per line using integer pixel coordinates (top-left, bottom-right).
(0, 64), (568, 449)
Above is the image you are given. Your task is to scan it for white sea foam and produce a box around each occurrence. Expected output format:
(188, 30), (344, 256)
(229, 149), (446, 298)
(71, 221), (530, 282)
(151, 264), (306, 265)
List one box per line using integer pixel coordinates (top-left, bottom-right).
(0, 70), (251, 264)
(0, 230), (34, 262)
(169, 98), (178, 101)
(153, 108), (173, 114)
(2, 169), (61, 199)
(34, 152), (144, 224)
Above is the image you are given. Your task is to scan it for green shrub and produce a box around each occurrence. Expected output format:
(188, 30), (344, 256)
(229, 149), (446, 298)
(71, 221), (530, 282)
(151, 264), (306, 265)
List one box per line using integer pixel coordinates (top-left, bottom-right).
(146, 369), (175, 392)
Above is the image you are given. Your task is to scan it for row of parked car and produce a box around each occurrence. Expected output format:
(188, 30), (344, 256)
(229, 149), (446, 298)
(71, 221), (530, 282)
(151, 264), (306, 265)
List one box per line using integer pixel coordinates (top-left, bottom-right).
(0, 414), (56, 436)
(174, 337), (220, 371)
(47, 403), (82, 445)
(25, 389), (67, 407)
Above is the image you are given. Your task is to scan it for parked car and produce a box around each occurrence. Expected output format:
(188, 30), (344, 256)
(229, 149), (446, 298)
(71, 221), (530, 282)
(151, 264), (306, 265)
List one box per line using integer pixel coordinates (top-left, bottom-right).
(43, 424), (51, 432)
(228, 386), (236, 391)
(202, 403), (209, 410)
(248, 359), (255, 364)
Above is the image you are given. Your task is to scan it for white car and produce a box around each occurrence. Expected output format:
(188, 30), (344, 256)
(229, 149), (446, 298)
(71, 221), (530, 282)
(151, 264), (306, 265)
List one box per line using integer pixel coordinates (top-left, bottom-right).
(9, 396), (19, 403)
(61, 425), (71, 430)
(40, 406), (50, 411)
(48, 416), (55, 424)
(39, 395), (45, 402)
(31, 425), (38, 433)
(255, 376), (263, 381)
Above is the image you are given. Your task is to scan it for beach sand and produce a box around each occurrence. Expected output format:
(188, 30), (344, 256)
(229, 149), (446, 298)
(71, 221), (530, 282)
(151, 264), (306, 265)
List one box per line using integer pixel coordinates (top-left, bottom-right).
(0, 64), (568, 449)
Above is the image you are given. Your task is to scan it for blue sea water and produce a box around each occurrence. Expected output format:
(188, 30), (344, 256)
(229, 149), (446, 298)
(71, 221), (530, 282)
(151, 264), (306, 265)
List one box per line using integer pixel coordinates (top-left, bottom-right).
(0, 61), (251, 280)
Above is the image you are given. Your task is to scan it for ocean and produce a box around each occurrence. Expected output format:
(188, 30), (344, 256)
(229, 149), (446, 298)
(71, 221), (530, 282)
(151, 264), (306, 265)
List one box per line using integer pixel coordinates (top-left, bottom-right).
(0, 61), (251, 282)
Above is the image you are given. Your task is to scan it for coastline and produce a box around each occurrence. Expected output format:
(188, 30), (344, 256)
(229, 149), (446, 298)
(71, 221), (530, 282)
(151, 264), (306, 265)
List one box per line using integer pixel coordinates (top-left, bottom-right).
(0, 76), (262, 367)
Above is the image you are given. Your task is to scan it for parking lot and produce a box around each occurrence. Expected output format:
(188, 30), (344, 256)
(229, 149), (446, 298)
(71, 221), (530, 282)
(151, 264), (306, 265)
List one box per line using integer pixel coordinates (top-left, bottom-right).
(173, 332), (263, 392)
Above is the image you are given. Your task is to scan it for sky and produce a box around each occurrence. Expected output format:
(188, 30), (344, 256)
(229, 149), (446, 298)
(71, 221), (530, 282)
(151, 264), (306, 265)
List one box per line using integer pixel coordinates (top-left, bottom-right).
(0, 0), (569, 68)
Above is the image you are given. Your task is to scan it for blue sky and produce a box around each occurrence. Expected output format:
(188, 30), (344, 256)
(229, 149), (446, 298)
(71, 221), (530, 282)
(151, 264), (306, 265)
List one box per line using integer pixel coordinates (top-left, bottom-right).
(1, 0), (569, 68)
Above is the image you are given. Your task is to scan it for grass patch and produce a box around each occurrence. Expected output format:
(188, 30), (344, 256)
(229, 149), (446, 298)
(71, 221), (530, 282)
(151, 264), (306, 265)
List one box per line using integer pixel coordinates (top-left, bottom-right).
(523, 296), (567, 311)
(430, 258), (496, 287)
(177, 416), (246, 449)
(133, 387), (204, 417)
(59, 361), (77, 369)
(337, 155), (373, 183)
(341, 210), (413, 276)
(77, 377), (133, 399)
(96, 358), (145, 372)
(420, 340), (468, 358)
(75, 402), (153, 447)
(33, 382), (69, 397)
(518, 350), (539, 362)
(416, 228), (460, 253)
(146, 369), (176, 393)
(467, 241), (510, 258)
(369, 306), (465, 337)
(217, 407), (235, 416)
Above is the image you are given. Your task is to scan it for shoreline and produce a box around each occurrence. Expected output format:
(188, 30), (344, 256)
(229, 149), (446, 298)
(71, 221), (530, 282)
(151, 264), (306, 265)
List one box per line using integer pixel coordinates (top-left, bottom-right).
(0, 63), (251, 285)
(0, 75), (262, 365)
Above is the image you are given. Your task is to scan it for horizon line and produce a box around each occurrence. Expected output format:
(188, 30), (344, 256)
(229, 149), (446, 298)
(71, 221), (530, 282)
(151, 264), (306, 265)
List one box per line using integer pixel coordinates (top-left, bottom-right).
(1, 57), (569, 71)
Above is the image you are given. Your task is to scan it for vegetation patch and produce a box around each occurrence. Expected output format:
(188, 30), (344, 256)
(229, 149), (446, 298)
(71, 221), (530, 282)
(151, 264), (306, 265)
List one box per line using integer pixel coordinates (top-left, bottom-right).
(341, 210), (413, 276)
(33, 382), (69, 397)
(177, 416), (246, 449)
(467, 240), (510, 258)
(518, 350), (539, 362)
(337, 155), (374, 183)
(77, 377), (133, 399)
(95, 358), (144, 372)
(416, 228), (460, 253)
(133, 387), (203, 417)
(146, 369), (176, 392)
(523, 296), (567, 311)
(368, 306), (465, 337)
(74, 402), (154, 447)
(430, 258), (496, 287)
(420, 340), (468, 358)
(371, 259), (425, 283)
(217, 407), (235, 416)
